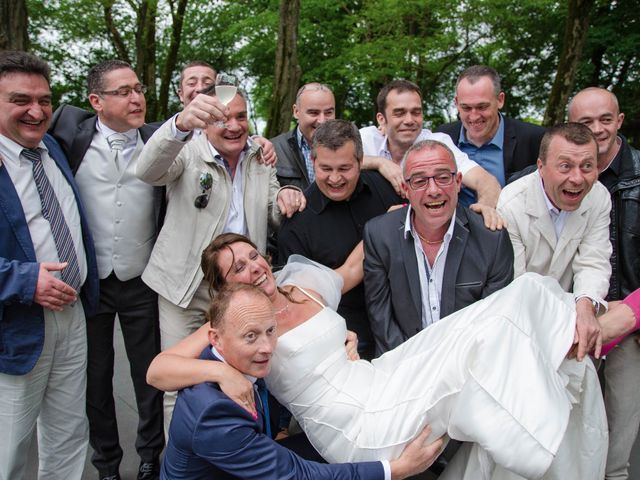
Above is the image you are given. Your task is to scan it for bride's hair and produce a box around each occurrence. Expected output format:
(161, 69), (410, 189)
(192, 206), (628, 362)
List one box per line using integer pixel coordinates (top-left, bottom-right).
(201, 233), (302, 306)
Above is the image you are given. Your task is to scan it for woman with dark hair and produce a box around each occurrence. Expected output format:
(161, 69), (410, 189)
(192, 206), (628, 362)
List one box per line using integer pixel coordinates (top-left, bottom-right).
(148, 233), (640, 480)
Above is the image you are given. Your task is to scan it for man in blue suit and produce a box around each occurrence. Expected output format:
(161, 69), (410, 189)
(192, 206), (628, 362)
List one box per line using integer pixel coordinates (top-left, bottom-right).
(0, 51), (99, 479)
(162, 283), (441, 480)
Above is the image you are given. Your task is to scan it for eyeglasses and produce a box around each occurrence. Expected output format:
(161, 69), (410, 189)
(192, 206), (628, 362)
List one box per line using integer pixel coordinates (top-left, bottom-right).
(194, 171), (213, 209)
(99, 84), (148, 98)
(405, 172), (456, 190)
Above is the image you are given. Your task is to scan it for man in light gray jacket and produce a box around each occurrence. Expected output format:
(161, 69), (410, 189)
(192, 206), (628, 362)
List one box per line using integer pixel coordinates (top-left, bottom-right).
(136, 88), (304, 428)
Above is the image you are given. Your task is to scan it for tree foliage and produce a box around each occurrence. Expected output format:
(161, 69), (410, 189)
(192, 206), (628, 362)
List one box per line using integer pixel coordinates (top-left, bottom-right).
(24, 0), (638, 143)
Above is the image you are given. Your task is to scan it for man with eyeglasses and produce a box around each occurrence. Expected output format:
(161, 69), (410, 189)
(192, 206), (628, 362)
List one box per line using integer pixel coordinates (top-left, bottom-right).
(363, 139), (514, 357)
(49, 59), (164, 480)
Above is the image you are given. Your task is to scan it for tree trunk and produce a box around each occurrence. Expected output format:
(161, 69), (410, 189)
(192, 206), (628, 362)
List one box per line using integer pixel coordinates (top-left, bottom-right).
(543, 0), (595, 127)
(136, 0), (158, 120)
(103, 1), (131, 63)
(264, 0), (301, 139)
(0, 0), (29, 51)
(158, 0), (190, 120)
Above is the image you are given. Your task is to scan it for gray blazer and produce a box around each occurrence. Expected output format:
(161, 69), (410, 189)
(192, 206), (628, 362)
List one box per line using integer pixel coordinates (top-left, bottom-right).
(271, 128), (310, 190)
(363, 205), (514, 356)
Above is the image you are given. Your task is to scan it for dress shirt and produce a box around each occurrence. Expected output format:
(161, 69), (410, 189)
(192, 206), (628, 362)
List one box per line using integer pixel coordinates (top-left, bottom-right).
(0, 134), (87, 284)
(457, 113), (506, 206)
(96, 118), (138, 166)
(539, 175), (569, 239)
(295, 127), (314, 181)
(404, 207), (456, 327)
(206, 142), (248, 236)
(171, 113), (248, 236)
(359, 125), (478, 175)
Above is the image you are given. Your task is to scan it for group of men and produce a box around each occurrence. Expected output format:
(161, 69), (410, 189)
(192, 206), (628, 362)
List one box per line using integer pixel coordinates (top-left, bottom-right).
(0, 46), (638, 480)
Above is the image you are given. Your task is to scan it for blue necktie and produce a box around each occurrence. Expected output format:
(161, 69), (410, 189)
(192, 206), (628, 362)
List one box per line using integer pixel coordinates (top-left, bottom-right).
(255, 378), (272, 438)
(22, 148), (82, 292)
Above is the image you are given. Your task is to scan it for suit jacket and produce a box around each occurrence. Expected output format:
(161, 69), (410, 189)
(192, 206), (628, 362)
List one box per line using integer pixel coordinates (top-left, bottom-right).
(436, 116), (545, 182)
(162, 347), (384, 480)
(363, 205), (514, 356)
(272, 128), (310, 190)
(0, 134), (99, 375)
(136, 120), (282, 307)
(497, 170), (612, 302)
(48, 104), (165, 233)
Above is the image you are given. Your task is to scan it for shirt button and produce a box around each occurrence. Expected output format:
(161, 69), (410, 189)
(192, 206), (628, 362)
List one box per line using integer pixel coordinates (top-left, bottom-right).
(432, 306), (436, 310)
(115, 219), (121, 224)
(117, 183), (122, 188)
(113, 254), (120, 259)
(116, 201), (122, 207)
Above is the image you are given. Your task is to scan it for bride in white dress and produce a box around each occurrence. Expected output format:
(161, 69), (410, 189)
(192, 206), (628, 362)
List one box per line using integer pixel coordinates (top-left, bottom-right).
(148, 234), (637, 480)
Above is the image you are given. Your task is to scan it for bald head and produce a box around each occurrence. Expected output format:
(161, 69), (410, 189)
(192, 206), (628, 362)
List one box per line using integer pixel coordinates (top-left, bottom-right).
(568, 87), (624, 169)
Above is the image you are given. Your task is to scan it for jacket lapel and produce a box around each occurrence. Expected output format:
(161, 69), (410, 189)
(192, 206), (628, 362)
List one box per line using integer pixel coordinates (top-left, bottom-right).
(502, 117), (517, 176)
(527, 172), (557, 250)
(286, 130), (309, 183)
(399, 211), (423, 327)
(440, 208), (469, 317)
(0, 162), (36, 260)
(69, 117), (97, 174)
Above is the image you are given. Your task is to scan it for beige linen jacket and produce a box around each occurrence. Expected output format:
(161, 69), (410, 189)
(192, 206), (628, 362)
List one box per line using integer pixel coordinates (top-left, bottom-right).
(136, 120), (281, 307)
(497, 170), (612, 303)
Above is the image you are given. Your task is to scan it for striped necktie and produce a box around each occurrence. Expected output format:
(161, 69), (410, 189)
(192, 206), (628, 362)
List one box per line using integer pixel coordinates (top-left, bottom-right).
(22, 148), (82, 292)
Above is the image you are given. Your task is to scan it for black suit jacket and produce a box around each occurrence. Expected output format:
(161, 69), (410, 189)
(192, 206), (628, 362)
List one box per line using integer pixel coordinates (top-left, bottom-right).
(48, 104), (165, 232)
(271, 128), (310, 190)
(436, 116), (545, 183)
(363, 205), (514, 356)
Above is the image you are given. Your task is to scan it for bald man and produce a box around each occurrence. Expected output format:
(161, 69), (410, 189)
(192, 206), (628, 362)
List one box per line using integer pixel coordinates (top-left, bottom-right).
(569, 87), (640, 480)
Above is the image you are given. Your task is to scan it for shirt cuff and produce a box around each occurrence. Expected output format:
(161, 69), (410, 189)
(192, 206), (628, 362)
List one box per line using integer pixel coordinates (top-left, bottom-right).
(381, 460), (391, 480)
(575, 294), (608, 315)
(170, 113), (193, 141)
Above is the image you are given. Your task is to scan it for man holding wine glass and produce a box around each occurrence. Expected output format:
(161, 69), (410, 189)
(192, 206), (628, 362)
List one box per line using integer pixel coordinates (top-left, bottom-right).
(136, 84), (305, 429)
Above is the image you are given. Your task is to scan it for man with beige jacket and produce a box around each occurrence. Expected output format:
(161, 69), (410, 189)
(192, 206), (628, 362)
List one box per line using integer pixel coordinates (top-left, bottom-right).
(136, 89), (303, 428)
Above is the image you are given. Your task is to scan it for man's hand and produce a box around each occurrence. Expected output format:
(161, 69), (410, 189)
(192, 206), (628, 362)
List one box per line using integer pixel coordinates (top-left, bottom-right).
(362, 155), (406, 197)
(344, 330), (360, 361)
(175, 94), (228, 132)
(277, 188), (306, 218)
(217, 363), (257, 417)
(469, 203), (507, 231)
(34, 262), (77, 311)
(252, 136), (277, 167)
(389, 425), (444, 480)
(569, 297), (603, 360)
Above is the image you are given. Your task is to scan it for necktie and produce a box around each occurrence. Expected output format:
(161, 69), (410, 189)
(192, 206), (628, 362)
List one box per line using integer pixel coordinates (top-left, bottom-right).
(255, 378), (272, 438)
(107, 133), (127, 172)
(22, 148), (82, 292)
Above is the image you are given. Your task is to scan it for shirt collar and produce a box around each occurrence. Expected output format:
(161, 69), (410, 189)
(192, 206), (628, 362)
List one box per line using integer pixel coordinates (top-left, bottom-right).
(210, 345), (257, 385)
(310, 174), (368, 213)
(459, 113), (505, 149)
(296, 127), (309, 150)
(403, 204), (457, 241)
(0, 133), (48, 166)
(96, 118), (138, 147)
(538, 173), (562, 215)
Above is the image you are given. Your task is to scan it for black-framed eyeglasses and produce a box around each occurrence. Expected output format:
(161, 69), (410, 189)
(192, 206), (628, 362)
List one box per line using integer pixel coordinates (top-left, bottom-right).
(99, 84), (148, 98)
(405, 172), (456, 190)
(194, 171), (213, 209)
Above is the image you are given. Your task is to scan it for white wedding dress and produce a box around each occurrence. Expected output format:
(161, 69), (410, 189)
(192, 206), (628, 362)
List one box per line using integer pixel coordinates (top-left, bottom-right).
(267, 257), (607, 480)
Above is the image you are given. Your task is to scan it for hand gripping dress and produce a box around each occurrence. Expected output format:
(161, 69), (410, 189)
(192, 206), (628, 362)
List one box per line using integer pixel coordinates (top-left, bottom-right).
(267, 257), (607, 480)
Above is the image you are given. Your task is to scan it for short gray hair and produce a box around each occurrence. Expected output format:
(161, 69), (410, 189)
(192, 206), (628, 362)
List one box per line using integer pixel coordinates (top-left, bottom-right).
(401, 140), (457, 177)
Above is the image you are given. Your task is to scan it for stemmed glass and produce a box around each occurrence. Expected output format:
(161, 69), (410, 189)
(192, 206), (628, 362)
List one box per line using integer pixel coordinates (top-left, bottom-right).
(214, 73), (238, 128)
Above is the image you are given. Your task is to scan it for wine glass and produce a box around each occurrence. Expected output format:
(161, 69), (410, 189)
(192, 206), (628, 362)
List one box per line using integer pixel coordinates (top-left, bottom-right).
(214, 73), (238, 128)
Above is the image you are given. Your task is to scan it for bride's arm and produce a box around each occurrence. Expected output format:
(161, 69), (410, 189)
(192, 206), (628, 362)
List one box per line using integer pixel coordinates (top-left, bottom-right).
(147, 323), (256, 414)
(334, 241), (364, 294)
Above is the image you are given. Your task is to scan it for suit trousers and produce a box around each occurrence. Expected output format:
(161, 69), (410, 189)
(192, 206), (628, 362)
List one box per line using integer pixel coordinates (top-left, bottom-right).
(604, 333), (640, 480)
(86, 273), (164, 475)
(158, 280), (211, 435)
(0, 302), (88, 480)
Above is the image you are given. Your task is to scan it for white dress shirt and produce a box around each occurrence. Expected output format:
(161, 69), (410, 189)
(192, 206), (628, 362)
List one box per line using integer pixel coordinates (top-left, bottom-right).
(404, 206), (456, 328)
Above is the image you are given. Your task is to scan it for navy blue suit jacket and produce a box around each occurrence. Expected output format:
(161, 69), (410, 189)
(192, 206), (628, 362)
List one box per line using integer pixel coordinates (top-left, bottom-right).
(162, 347), (384, 480)
(0, 134), (99, 375)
